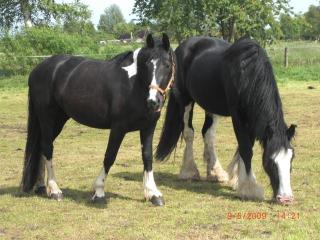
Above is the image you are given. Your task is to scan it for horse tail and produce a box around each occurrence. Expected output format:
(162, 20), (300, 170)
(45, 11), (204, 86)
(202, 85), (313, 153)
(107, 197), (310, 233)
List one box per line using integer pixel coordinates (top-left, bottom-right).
(156, 90), (184, 161)
(21, 91), (42, 192)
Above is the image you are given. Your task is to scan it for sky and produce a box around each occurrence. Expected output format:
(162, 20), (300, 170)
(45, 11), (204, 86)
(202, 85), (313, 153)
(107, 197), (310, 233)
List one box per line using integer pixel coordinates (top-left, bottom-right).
(58, 0), (320, 27)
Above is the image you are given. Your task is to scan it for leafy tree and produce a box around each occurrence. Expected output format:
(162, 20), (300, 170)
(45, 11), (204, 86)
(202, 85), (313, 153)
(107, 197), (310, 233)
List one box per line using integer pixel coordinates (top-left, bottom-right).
(304, 4), (320, 40)
(113, 22), (135, 39)
(0, 0), (90, 30)
(280, 14), (311, 40)
(98, 4), (125, 33)
(133, 0), (291, 44)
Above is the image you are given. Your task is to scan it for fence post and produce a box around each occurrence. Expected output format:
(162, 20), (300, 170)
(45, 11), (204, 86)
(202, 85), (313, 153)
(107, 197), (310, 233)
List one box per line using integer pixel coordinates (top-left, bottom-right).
(284, 47), (288, 68)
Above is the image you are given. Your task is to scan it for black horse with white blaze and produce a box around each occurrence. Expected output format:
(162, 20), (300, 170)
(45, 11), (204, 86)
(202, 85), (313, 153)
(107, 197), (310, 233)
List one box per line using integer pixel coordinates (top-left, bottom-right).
(156, 37), (296, 204)
(21, 34), (175, 206)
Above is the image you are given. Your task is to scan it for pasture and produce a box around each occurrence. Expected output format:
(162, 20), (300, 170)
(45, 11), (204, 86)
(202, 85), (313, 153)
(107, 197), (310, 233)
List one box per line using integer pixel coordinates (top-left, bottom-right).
(0, 75), (319, 239)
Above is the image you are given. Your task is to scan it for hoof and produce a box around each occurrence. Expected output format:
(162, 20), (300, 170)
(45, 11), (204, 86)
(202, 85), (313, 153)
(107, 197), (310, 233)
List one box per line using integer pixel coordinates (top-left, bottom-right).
(91, 195), (107, 204)
(49, 192), (64, 201)
(34, 186), (47, 195)
(150, 196), (165, 206)
(178, 172), (200, 181)
(207, 174), (229, 183)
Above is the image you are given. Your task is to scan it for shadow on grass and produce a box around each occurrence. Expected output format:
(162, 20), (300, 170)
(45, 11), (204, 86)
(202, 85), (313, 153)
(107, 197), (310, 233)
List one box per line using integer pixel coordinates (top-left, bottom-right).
(0, 186), (144, 209)
(113, 171), (238, 201)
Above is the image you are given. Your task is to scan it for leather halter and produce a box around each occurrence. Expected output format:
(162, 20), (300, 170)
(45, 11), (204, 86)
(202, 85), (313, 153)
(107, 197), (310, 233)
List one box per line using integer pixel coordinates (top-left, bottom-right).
(149, 54), (175, 100)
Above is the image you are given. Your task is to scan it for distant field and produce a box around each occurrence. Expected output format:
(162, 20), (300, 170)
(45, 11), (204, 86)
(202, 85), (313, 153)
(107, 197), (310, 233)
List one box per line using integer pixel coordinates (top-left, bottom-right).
(0, 79), (319, 239)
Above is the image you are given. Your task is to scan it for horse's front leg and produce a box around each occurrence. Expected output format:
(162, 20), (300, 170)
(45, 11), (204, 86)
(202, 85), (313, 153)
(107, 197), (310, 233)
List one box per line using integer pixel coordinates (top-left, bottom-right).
(231, 112), (264, 201)
(140, 124), (164, 206)
(92, 127), (125, 203)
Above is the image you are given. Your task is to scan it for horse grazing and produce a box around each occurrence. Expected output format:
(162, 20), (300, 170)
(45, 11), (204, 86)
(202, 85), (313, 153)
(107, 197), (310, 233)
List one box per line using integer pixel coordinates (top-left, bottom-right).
(156, 37), (296, 204)
(21, 34), (175, 206)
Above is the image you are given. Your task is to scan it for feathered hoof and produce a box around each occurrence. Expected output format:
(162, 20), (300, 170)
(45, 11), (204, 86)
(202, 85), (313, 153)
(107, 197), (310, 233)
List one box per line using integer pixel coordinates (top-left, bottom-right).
(49, 192), (64, 201)
(178, 172), (200, 181)
(91, 194), (107, 204)
(34, 186), (47, 196)
(207, 172), (229, 183)
(150, 196), (165, 206)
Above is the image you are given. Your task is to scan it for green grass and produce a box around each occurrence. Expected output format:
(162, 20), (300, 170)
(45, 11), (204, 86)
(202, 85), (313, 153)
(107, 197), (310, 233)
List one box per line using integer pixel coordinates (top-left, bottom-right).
(0, 79), (320, 239)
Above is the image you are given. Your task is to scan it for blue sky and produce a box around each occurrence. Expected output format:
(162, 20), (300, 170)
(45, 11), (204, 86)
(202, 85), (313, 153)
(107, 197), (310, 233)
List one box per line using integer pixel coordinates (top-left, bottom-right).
(58, 0), (320, 27)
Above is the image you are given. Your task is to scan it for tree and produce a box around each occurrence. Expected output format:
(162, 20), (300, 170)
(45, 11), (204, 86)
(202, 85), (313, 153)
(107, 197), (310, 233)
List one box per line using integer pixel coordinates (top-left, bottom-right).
(304, 5), (320, 40)
(133, 0), (291, 44)
(280, 13), (311, 40)
(0, 0), (89, 30)
(98, 4), (125, 33)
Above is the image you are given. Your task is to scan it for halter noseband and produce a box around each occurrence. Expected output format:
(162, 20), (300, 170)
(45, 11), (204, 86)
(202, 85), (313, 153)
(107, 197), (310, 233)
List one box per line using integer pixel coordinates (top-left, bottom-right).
(149, 54), (175, 100)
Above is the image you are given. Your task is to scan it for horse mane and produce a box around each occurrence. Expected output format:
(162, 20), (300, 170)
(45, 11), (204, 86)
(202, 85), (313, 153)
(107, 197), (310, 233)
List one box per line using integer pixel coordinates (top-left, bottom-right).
(224, 38), (289, 152)
(108, 51), (133, 66)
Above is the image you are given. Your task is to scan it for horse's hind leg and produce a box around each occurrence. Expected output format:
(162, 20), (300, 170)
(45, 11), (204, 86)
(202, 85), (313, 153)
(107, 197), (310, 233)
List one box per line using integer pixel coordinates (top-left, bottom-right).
(227, 148), (241, 189)
(36, 111), (68, 200)
(202, 113), (229, 182)
(179, 103), (200, 180)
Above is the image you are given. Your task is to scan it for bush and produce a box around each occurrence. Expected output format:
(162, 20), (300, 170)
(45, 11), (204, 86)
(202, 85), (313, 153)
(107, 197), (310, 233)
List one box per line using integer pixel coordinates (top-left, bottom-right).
(0, 27), (100, 75)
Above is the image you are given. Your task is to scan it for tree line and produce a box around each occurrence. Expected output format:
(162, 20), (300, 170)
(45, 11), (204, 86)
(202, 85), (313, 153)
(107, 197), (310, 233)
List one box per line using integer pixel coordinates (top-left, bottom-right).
(0, 0), (319, 44)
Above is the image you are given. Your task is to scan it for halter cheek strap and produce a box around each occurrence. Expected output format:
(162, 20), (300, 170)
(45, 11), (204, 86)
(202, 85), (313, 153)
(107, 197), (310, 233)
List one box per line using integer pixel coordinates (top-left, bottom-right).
(149, 54), (175, 100)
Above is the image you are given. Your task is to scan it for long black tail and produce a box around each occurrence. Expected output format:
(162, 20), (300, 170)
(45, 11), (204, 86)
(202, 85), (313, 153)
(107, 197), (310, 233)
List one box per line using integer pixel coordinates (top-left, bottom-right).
(156, 90), (184, 161)
(21, 92), (42, 192)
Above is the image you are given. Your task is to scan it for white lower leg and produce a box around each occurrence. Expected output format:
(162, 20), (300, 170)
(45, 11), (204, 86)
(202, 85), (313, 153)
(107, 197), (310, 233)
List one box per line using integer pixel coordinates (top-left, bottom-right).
(143, 170), (162, 200)
(237, 157), (264, 200)
(204, 115), (228, 182)
(227, 149), (240, 189)
(92, 167), (106, 199)
(44, 156), (62, 196)
(179, 104), (199, 180)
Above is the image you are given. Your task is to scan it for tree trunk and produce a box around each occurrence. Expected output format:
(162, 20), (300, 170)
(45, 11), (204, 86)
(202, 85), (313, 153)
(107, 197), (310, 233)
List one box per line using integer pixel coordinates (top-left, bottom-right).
(20, 0), (33, 28)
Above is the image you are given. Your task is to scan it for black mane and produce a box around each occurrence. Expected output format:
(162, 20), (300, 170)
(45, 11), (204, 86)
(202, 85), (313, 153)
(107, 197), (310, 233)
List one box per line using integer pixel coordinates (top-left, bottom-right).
(224, 38), (289, 152)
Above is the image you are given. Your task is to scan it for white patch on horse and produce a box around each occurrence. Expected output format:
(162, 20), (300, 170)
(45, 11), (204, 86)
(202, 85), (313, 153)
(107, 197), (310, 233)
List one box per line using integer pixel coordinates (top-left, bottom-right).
(44, 156), (62, 196)
(92, 167), (106, 199)
(237, 156), (264, 200)
(273, 148), (293, 197)
(179, 104), (200, 180)
(147, 59), (159, 102)
(122, 48), (141, 78)
(143, 170), (162, 200)
(204, 114), (228, 182)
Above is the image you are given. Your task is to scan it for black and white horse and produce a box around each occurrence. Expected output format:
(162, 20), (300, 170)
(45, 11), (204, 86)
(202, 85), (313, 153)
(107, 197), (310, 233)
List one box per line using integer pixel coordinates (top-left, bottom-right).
(21, 34), (175, 206)
(156, 37), (296, 204)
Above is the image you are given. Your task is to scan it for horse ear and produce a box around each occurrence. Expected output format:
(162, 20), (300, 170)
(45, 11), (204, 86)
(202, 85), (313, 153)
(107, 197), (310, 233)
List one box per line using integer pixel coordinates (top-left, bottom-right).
(162, 33), (170, 51)
(146, 34), (154, 48)
(287, 124), (297, 141)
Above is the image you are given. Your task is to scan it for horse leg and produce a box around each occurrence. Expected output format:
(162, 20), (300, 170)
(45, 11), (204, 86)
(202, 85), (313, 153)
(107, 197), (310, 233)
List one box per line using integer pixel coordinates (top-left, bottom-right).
(92, 128), (125, 203)
(227, 148), (241, 189)
(202, 113), (229, 182)
(231, 113), (264, 201)
(140, 124), (164, 206)
(179, 103), (200, 180)
(38, 113), (68, 200)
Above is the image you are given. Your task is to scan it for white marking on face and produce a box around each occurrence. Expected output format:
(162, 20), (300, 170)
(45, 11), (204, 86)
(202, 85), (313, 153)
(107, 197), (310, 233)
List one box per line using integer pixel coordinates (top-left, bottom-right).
(122, 48), (141, 78)
(274, 148), (293, 197)
(92, 167), (106, 198)
(143, 170), (162, 199)
(148, 59), (159, 102)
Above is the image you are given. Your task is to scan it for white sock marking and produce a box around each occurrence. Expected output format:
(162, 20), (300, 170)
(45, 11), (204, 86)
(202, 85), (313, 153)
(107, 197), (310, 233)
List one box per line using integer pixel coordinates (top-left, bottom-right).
(122, 48), (141, 78)
(143, 170), (162, 199)
(44, 156), (62, 195)
(273, 148), (293, 197)
(93, 167), (106, 198)
(148, 59), (159, 102)
(179, 104), (200, 179)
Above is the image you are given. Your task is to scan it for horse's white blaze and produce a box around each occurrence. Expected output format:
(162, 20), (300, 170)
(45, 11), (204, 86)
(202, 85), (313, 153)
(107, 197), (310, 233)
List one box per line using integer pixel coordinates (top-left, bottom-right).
(204, 114), (228, 182)
(44, 156), (62, 195)
(122, 48), (141, 78)
(179, 104), (200, 179)
(93, 167), (106, 198)
(143, 170), (162, 199)
(237, 156), (264, 200)
(148, 59), (159, 102)
(273, 148), (293, 197)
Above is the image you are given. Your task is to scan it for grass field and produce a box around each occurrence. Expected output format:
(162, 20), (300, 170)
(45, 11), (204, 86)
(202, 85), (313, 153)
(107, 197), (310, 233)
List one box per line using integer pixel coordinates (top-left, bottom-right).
(0, 77), (319, 239)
